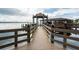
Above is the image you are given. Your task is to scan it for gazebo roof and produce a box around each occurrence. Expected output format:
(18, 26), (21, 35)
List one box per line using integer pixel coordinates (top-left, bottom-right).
(36, 13), (44, 16)
(33, 13), (48, 18)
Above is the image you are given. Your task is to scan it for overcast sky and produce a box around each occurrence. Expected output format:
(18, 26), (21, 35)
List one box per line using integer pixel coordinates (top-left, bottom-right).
(0, 8), (79, 22)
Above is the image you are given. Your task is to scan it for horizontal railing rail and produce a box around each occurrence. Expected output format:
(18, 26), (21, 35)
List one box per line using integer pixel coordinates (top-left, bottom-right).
(43, 24), (79, 49)
(0, 24), (37, 49)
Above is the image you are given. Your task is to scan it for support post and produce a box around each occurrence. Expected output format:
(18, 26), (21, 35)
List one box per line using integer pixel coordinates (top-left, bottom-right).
(47, 15), (48, 23)
(63, 36), (67, 49)
(15, 31), (18, 48)
(33, 17), (34, 24)
(27, 24), (30, 43)
(75, 28), (77, 30)
(36, 18), (38, 25)
(51, 25), (54, 43)
(42, 16), (44, 24)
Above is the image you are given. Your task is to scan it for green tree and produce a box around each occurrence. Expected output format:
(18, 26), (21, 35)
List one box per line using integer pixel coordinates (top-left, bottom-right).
(75, 19), (79, 24)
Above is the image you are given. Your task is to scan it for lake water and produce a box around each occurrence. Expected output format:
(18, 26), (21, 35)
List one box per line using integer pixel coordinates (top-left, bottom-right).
(0, 23), (27, 46)
(0, 23), (26, 30)
(0, 23), (79, 49)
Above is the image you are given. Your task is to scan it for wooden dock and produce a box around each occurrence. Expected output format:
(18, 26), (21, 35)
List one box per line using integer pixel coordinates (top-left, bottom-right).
(1, 24), (79, 50)
(14, 26), (64, 50)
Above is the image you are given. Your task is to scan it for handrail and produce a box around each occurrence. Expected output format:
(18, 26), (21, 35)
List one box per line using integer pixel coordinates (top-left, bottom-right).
(43, 24), (79, 49)
(0, 24), (37, 49)
(0, 28), (25, 33)
(43, 24), (79, 34)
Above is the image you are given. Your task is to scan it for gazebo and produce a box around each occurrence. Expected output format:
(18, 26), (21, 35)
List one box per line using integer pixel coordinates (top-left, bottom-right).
(33, 13), (48, 25)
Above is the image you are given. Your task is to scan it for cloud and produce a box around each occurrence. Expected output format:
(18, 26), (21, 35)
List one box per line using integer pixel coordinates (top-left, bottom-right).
(1, 8), (79, 22)
(44, 8), (58, 13)
(51, 8), (79, 19)
(0, 8), (27, 16)
(0, 8), (45, 22)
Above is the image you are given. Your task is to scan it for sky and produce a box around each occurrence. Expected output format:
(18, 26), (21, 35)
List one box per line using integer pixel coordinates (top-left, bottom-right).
(0, 8), (79, 22)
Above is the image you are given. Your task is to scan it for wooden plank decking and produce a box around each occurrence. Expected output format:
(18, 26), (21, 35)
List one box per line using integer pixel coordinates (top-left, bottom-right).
(15, 26), (64, 50)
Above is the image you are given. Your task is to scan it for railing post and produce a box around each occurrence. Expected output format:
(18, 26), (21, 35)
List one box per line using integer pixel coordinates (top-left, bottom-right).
(51, 25), (54, 43)
(63, 35), (67, 49)
(27, 24), (30, 43)
(15, 31), (18, 48)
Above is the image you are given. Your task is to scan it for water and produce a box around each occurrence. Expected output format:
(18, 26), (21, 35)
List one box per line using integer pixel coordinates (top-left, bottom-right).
(0, 23), (27, 46)
(54, 34), (79, 49)
(0, 23), (26, 30)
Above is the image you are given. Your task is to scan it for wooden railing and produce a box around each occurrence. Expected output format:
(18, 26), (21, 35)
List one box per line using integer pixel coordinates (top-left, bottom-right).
(0, 24), (37, 49)
(43, 24), (79, 49)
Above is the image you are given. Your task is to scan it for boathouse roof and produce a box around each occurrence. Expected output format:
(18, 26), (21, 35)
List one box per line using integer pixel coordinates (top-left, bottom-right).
(48, 18), (72, 21)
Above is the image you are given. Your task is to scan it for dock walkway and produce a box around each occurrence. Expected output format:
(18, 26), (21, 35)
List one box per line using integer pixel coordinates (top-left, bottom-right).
(16, 26), (63, 50)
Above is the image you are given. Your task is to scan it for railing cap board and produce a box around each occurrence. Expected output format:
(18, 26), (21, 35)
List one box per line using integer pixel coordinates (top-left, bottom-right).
(43, 24), (79, 34)
(53, 28), (79, 34)
(0, 28), (26, 33)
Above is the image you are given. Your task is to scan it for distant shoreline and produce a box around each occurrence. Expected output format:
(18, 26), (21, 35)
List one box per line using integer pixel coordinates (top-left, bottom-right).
(0, 22), (27, 23)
